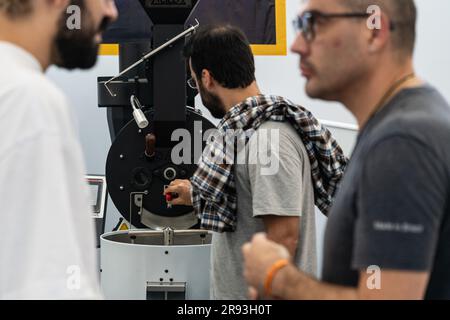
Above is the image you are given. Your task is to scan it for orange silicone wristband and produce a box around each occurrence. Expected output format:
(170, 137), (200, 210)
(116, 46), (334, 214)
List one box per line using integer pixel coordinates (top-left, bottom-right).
(264, 259), (290, 297)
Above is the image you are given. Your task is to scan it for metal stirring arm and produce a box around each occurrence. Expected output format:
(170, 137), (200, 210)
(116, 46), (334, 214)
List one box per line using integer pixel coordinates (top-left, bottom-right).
(104, 19), (200, 97)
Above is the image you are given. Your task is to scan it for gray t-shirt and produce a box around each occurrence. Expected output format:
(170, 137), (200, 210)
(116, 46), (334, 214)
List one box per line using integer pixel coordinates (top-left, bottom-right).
(323, 86), (450, 299)
(211, 121), (317, 300)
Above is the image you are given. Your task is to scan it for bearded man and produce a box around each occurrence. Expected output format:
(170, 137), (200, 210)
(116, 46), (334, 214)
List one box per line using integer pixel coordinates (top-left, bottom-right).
(0, 0), (118, 299)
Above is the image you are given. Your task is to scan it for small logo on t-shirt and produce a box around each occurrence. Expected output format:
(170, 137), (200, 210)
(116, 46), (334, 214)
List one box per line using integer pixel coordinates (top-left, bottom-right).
(373, 221), (424, 234)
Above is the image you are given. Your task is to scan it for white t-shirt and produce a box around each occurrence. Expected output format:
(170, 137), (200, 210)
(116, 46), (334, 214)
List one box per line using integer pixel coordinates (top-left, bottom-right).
(0, 42), (101, 299)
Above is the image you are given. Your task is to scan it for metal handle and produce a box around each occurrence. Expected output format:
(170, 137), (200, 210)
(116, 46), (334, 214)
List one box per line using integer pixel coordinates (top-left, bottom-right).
(130, 95), (149, 129)
(104, 19), (200, 97)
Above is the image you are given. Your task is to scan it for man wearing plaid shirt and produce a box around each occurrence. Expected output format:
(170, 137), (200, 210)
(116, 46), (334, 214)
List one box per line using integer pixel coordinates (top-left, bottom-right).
(164, 25), (347, 299)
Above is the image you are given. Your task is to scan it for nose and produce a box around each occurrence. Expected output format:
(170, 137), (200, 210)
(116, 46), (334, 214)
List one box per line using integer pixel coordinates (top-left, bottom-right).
(105, 0), (119, 23)
(290, 32), (310, 58)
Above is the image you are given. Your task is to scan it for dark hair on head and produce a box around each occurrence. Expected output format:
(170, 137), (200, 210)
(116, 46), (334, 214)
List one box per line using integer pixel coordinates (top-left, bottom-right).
(183, 25), (256, 89)
(0, 0), (32, 18)
(341, 0), (417, 55)
(0, 0), (84, 18)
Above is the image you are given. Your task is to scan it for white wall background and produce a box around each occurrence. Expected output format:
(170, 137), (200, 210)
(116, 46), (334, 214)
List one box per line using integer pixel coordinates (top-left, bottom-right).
(47, 0), (450, 276)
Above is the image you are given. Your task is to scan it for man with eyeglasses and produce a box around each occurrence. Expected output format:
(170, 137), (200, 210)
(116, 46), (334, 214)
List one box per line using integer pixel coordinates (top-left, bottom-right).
(164, 25), (348, 300)
(242, 0), (450, 300)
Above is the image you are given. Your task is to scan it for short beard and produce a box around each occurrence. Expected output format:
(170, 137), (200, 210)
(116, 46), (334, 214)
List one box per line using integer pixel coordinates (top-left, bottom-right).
(52, 3), (109, 70)
(53, 31), (99, 70)
(198, 83), (226, 119)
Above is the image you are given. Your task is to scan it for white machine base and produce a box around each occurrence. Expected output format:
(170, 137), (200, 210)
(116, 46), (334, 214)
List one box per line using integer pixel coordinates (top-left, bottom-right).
(100, 230), (212, 300)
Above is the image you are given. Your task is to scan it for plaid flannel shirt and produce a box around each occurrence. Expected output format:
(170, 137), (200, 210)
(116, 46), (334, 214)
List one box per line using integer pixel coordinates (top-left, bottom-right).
(191, 95), (349, 233)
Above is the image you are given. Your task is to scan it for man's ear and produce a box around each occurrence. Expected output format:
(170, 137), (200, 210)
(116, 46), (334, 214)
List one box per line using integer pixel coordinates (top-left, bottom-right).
(201, 69), (215, 90)
(367, 12), (391, 54)
(47, 0), (70, 11)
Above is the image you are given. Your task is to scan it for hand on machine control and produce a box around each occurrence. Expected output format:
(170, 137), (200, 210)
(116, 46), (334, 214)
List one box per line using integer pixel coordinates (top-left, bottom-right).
(164, 179), (193, 207)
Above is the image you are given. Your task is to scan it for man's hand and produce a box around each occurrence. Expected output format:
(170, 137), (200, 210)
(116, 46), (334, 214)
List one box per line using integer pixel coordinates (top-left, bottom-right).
(242, 233), (291, 299)
(243, 234), (430, 301)
(164, 179), (193, 206)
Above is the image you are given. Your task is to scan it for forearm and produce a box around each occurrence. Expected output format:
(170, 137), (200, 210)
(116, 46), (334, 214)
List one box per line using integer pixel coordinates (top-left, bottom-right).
(263, 216), (300, 257)
(266, 233), (298, 257)
(272, 264), (358, 300)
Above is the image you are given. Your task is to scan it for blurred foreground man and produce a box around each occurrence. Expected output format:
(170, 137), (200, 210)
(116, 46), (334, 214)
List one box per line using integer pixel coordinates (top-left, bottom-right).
(243, 0), (450, 300)
(0, 0), (117, 299)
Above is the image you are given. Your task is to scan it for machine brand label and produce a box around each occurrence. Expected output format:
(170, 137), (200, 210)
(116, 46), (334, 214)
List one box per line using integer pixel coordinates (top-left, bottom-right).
(146, 0), (192, 8)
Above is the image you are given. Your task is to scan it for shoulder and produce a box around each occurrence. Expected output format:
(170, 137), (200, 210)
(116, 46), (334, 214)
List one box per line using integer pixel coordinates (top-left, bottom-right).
(358, 134), (449, 194)
(364, 86), (450, 154)
(254, 121), (304, 142)
(6, 72), (69, 115)
(248, 121), (308, 164)
(13, 72), (68, 107)
(0, 72), (71, 137)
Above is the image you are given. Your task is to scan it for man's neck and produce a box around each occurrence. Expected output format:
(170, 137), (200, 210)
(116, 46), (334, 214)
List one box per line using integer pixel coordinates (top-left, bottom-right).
(221, 82), (262, 113)
(340, 58), (421, 128)
(0, 18), (52, 71)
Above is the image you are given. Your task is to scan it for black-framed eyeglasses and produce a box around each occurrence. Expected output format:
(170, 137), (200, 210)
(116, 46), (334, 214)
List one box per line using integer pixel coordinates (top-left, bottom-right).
(293, 10), (372, 42)
(187, 77), (198, 90)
